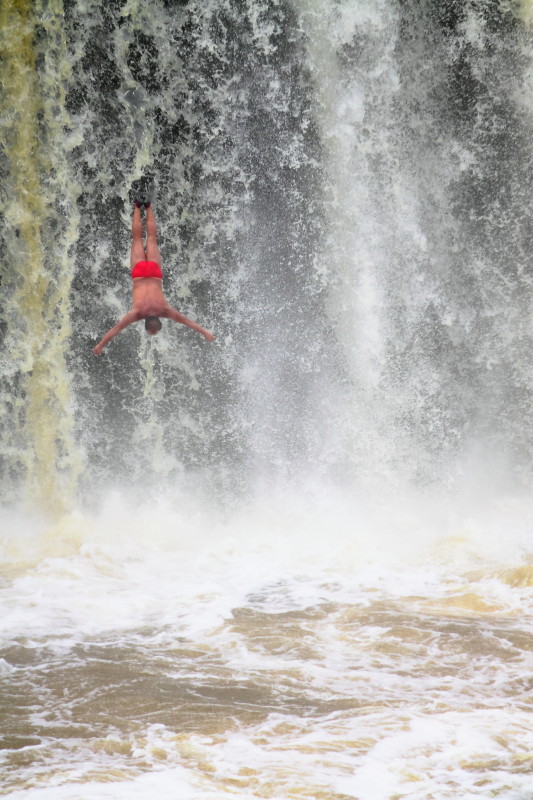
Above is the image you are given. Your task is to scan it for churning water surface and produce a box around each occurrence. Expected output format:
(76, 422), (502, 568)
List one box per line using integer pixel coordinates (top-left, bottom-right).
(2, 0), (533, 798)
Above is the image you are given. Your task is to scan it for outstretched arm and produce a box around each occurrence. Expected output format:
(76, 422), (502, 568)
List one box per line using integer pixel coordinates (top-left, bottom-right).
(165, 307), (215, 341)
(92, 311), (139, 355)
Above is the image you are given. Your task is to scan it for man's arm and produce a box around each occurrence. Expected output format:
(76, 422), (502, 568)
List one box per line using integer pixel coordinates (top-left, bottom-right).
(164, 307), (215, 341)
(92, 311), (139, 355)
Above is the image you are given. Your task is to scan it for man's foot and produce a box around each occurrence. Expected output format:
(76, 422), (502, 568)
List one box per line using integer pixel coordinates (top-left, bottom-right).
(131, 175), (154, 209)
(134, 193), (151, 209)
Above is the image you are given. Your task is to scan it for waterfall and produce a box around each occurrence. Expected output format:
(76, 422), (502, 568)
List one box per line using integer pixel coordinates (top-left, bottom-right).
(1, 0), (533, 514)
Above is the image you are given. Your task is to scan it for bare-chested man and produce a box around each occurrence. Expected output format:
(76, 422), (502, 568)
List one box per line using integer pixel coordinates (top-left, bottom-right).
(92, 199), (215, 355)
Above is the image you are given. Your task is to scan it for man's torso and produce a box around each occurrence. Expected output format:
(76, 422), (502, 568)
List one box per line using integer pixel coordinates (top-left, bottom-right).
(132, 277), (170, 319)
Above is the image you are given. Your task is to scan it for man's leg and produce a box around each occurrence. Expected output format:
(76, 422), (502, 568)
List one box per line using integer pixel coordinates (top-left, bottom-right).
(130, 205), (145, 268)
(145, 206), (162, 267)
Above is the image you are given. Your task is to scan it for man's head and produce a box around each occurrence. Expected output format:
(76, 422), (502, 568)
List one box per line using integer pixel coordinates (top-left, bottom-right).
(145, 316), (162, 335)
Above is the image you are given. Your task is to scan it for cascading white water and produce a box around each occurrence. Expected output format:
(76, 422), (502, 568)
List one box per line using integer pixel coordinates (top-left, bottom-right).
(296, 0), (533, 489)
(2, 2), (533, 798)
(3, 0), (533, 508)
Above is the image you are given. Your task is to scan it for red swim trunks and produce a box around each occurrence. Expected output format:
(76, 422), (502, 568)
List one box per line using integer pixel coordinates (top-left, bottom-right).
(131, 260), (163, 279)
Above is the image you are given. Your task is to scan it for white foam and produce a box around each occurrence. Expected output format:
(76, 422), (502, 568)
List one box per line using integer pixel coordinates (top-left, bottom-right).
(1, 484), (533, 645)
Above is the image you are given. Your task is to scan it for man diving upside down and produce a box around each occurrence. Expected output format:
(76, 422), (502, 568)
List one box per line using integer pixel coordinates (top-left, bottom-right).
(92, 198), (215, 355)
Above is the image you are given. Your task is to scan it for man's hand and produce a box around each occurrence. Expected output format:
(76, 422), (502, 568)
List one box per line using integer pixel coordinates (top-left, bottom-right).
(91, 313), (138, 356)
(165, 308), (215, 341)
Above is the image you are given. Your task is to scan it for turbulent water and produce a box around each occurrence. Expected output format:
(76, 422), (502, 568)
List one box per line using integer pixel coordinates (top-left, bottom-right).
(2, 0), (533, 797)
